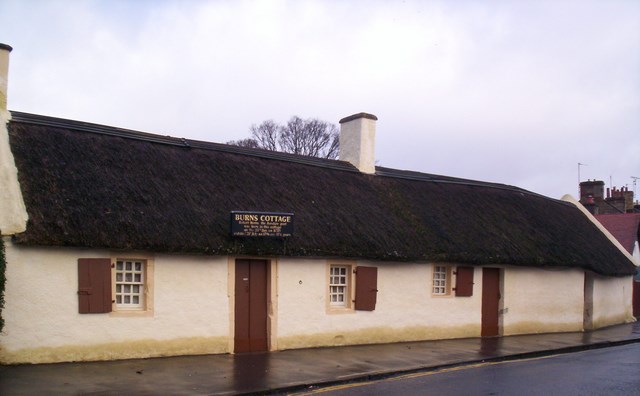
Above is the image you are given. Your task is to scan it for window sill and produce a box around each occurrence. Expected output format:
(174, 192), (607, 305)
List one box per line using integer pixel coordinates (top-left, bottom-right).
(326, 306), (355, 315)
(109, 310), (154, 318)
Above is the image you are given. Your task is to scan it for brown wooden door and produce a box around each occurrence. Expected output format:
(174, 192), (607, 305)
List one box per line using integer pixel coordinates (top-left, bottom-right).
(234, 259), (268, 353)
(481, 268), (500, 337)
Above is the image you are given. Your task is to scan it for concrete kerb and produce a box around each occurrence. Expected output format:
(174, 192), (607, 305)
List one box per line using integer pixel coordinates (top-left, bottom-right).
(252, 337), (640, 396)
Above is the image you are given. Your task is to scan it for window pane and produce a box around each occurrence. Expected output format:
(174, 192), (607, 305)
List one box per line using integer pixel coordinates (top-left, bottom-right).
(433, 266), (448, 295)
(329, 266), (350, 307)
(115, 258), (146, 309)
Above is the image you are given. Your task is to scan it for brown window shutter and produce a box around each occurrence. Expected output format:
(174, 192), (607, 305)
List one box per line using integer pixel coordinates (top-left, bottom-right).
(78, 258), (112, 314)
(355, 266), (378, 311)
(455, 266), (474, 297)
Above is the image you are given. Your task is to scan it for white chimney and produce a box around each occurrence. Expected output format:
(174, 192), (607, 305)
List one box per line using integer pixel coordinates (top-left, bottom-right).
(0, 43), (12, 119)
(0, 42), (28, 235)
(339, 112), (377, 174)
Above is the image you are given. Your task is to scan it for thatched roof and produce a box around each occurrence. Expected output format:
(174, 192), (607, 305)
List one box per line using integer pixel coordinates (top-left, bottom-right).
(7, 111), (636, 276)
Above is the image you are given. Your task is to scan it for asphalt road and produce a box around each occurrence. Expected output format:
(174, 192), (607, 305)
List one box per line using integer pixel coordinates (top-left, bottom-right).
(295, 343), (640, 396)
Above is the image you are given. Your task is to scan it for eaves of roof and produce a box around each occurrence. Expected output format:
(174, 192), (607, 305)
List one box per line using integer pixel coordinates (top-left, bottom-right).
(7, 111), (636, 276)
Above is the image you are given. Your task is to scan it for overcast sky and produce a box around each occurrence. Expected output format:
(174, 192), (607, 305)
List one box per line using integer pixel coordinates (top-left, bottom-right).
(2, 0), (639, 199)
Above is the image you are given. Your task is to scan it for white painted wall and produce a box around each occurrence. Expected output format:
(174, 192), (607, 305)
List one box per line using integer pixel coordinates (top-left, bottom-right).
(275, 259), (482, 349)
(0, 45), (27, 235)
(0, 113), (28, 235)
(1, 241), (230, 364)
(501, 267), (585, 335)
(2, 244), (634, 364)
(592, 274), (634, 328)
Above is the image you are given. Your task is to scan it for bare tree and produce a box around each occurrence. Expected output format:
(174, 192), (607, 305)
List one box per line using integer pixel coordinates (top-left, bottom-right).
(229, 116), (339, 159)
(226, 137), (259, 148)
(249, 119), (279, 151)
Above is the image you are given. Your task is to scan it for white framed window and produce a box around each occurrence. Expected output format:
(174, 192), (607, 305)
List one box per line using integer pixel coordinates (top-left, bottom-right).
(432, 265), (451, 295)
(115, 259), (145, 310)
(329, 265), (350, 307)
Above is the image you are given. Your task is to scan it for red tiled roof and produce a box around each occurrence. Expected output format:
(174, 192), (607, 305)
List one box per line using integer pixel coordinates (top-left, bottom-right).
(595, 213), (640, 254)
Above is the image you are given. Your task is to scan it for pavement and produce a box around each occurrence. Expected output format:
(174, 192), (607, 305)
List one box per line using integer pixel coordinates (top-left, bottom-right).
(1, 321), (639, 396)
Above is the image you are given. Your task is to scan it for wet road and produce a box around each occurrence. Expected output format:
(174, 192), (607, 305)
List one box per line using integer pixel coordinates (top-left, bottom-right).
(300, 343), (640, 396)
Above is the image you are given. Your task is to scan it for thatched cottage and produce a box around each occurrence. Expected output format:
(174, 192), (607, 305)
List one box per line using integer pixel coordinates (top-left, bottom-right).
(0, 44), (636, 364)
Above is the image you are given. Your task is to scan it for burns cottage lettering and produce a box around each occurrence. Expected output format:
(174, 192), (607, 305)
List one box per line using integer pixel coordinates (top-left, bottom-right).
(231, 211), (294, 237)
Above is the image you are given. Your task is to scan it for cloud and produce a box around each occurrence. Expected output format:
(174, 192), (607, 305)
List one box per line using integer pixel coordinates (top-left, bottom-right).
(1, 0), (638, 198)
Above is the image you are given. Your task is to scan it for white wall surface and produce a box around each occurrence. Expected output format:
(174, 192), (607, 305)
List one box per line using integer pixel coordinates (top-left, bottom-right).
(501, 267), (585, 335)
(1, 241), (230, 363)
(0, 113), (28, 235)
(592, 274), (634, 328)
(3, 244), (634, 364)
(275, 258), (482, 349)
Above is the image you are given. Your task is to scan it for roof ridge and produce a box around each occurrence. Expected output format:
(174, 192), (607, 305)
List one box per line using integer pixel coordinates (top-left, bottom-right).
(9, 110), (359, 172)
(9, 110), (568, 203)
(374, 166), (569, 205)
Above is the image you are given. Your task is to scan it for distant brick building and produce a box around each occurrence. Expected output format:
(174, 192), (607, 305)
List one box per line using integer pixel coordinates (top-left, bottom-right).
(579, 180), (639, 215)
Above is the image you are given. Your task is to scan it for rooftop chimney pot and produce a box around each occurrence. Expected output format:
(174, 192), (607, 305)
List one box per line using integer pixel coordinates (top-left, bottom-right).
(339, 112), (377, 174)
(0, 43), (13, 117)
